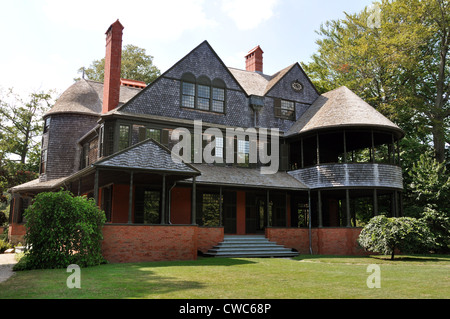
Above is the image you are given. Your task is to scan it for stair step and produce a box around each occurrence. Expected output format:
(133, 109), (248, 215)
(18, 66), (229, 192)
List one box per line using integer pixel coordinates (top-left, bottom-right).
(204, 235), (298, 258)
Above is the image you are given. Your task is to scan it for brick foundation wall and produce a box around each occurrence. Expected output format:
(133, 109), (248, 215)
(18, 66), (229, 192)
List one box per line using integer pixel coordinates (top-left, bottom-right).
(266, 227), (369, 256)
(197, 227), (223, 254)
(8, 224), (26, 245)
(102, 224), (199, 263)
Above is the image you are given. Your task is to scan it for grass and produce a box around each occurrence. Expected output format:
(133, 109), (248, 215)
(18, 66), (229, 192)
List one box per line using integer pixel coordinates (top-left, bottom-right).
(0, 254), (449, 299)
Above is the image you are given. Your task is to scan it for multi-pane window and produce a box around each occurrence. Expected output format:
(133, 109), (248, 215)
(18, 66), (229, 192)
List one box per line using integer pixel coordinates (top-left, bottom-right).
(182, 82), (195, 108)
(212, 88), (225, 113)
(142, 191), (160, 224)
(118, 125), (130, 151)
(146, 128), (161, 142)
(274, 99), (295, 120)
(237, 140), (250, 165)
(197, 84), (211, 110)
(180, 73), (226, 113)
(197, 192), (221, 226)
(40, 149), (47, 174)
(43, 117), (51, 133)
(215, 136), (223, 158)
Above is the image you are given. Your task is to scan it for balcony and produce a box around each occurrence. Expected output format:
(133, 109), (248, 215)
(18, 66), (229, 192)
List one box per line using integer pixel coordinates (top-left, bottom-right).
(288, 162), (403, 190)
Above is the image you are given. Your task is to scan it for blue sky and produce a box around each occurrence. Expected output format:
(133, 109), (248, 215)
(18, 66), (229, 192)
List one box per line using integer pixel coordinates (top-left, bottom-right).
(0, 0), (375, 97)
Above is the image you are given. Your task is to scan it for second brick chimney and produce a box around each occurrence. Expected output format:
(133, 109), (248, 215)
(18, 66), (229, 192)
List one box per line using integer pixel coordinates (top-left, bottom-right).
(245, 45), (263, 73)
(102, 19), (124, 114)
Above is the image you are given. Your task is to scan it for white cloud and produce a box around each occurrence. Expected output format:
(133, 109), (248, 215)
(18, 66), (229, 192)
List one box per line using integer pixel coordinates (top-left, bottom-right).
(220, 0), (279, 30)
(43, 0), (217, 41)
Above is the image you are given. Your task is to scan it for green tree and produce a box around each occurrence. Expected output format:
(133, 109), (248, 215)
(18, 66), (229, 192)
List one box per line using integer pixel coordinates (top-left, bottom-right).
(303, 0), (450, 163)
(78, 44), (161, 84)
(0, 88), (55, 196)
(0, 89), (54, 168)
(408, 152), (450, 211)
(19, 190), (106, 270)
(358, 215), (434, 259)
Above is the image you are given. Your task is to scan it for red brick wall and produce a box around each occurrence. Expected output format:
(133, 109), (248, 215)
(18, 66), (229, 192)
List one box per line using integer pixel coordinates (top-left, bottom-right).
(266, 227), (368, 256)
(266, 228), (312, 254)
(8, 224), (26, 245)
(102, 225), (198, 263)
(197, 227), (223, 254)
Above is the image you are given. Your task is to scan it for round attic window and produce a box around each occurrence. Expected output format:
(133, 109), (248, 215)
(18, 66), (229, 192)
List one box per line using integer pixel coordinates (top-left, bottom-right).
(291, 80), (303, 92)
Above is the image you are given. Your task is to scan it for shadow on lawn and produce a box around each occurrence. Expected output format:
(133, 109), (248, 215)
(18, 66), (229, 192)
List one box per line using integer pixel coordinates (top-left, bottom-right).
(90, 257), (258, 298)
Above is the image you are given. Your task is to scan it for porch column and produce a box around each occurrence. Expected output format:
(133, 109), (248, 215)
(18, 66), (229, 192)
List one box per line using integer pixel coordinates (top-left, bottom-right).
(308, 190), (313, 254)
(316, 133), (320, 165)
(219, 186), (223, 226)
(266, 189), (270, 227)
(77, 178), (81, 196)
(343, 131), (347, 163)
(371, 130), (375, 163)
(392, 134), (396, 165)
(161, 174), (166, 224)
(317, 190), (323, 227)
(373, 189), (378, 216)
(346, 189), (351, 227)
(128, 171), (133, 224)
(191, 176), (196, 225)
(94, 169), (99, 206)
(301, 138), (304, 168)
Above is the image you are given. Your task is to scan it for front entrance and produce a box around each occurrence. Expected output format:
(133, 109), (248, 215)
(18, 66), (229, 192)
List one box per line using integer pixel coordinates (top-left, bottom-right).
(245, 194), (267, 234)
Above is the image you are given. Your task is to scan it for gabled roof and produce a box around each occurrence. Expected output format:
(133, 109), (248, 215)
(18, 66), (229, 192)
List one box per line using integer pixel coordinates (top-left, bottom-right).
(94, 138), (200, 175)
(228, 64), (296, 96)
(45, 79), (142, 117)
(286, 86), (404, 138)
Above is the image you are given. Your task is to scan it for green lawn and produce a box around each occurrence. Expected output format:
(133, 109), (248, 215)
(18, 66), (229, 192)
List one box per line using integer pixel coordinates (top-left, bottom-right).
(0, 255), (449, 299)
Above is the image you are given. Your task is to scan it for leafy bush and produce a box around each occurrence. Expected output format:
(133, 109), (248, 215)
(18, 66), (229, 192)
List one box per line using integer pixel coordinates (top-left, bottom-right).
(0, 239), (11, 253)
(358, 215), (434, 260)
(421, 205), (450, 253)
(21, 189), (106, 270)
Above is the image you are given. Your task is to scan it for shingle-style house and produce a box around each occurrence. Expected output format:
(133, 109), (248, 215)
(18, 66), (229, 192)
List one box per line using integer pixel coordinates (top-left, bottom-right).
(8, 20), (404, 262)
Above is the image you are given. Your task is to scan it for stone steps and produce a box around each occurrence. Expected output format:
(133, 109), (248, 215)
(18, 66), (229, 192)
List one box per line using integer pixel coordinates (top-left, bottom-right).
(204, 235), (299, 258)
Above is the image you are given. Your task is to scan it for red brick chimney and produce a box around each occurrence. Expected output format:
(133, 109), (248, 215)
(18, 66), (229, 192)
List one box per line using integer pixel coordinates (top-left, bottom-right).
(102, 19), (124, 114)
(245, 46), (263, 73)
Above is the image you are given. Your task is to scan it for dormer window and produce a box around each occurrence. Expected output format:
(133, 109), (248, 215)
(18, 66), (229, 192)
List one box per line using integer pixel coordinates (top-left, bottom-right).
(181, 73), (226, 113)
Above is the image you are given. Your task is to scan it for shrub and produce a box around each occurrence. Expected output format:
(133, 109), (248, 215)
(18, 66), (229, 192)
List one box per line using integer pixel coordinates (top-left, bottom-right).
(0, 239), (11, 253)
(421, 205), (450, 253)
(21, 189), (106, 270)
(358, 215), (434, 260)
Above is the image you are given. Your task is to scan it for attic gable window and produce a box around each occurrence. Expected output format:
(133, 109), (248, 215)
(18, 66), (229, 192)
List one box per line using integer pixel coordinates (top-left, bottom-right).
(180, 73), (225, 113)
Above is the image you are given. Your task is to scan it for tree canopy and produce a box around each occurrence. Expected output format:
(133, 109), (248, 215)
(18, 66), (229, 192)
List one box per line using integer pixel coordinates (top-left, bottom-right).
(78, 44), (161, 84)
(302, 0), (449, 163)
(0, 88), (55, 194)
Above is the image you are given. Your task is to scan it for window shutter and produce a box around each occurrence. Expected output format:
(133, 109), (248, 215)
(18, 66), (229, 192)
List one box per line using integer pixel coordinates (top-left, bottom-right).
(274, 99), (281, 117)
(161, 129), (170, 147)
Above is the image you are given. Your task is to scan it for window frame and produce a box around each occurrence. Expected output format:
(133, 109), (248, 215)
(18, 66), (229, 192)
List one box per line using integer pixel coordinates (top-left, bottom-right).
(180, 74), (226, 114)
(118, 124), (131, 151)
(274, 98), (296, 120)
